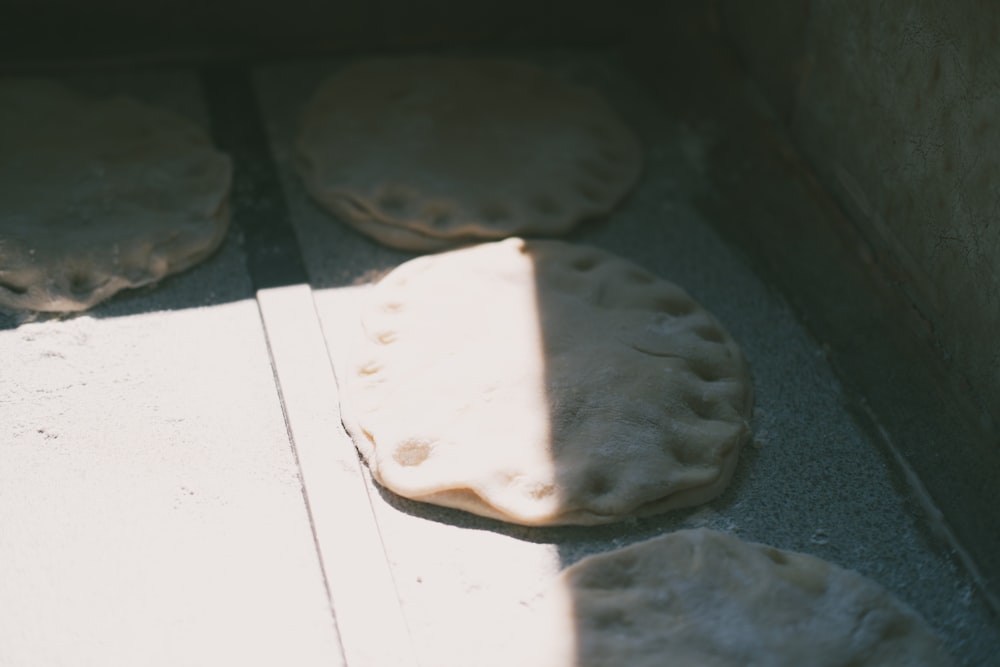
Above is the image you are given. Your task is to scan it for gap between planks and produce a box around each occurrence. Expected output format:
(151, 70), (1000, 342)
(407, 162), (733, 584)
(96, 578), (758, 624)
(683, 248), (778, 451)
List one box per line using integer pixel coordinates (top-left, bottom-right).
(256, 283), (417, 667)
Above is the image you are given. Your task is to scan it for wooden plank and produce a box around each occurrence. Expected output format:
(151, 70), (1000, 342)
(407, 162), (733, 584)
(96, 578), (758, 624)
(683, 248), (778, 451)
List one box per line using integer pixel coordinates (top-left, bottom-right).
(257, 284), (416, 667)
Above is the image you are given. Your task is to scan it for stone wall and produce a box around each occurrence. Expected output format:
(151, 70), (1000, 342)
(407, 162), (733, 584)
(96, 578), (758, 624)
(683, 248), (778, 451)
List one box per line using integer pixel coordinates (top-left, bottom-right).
(720, 0), (1000, 602)
(723, 0), (1000, 438)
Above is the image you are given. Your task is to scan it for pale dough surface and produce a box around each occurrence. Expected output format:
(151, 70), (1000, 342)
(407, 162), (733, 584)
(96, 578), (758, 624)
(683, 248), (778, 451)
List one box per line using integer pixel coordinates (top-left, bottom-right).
(296, 58), (642, 251)
(339, 238), (753, 526)
(0, 78), (232, 312)
(506, 529), (955, 667)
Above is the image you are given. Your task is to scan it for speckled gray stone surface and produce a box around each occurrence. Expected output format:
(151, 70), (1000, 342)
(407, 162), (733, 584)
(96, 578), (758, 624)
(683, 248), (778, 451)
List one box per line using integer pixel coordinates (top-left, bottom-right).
(255, 51), (999, 666)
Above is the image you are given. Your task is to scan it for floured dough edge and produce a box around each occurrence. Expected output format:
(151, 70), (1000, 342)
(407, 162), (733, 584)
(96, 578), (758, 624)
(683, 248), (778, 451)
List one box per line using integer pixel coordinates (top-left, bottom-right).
(308, 189), (481, 252)
(369, 436), (744, 527)
(0, 197), (232, 313)
(299, 157), (643, 253)
(0, 196), (231, 313)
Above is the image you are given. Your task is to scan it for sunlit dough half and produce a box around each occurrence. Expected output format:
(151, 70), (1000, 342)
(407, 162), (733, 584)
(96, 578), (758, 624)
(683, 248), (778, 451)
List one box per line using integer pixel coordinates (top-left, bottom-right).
(339, 238), (753, 526)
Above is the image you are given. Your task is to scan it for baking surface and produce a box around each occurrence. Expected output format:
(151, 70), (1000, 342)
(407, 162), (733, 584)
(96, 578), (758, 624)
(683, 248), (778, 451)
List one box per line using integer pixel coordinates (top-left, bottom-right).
(1, 51), (997, 665)
(253, 51), (999, 665)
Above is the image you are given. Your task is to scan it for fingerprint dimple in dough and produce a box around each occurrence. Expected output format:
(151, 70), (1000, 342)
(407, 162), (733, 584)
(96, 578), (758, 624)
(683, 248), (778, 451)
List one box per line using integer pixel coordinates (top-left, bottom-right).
(428, 208), (453, 228)
(626, 269), (654, 284)
(687, 358), (722, 383)
(586, 473), (611, 495)
(694, 325), (726, 344)
(529, 481), (556, 499)
(670, 441), (705, 466)
(0, 278), (28, 296)
(765, 547), (789, 566)
(358, 361), (382, 376)
(655, 296), (696, 317)
(375, 331), (398, 345)
(687, 395), (715, 420)
(67, 270), (100, 295)
(394, 439), (431, 467)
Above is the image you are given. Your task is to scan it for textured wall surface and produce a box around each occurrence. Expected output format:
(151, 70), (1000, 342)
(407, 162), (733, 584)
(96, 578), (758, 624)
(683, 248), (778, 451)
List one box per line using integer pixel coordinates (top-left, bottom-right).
(793, 1), (1000, 435)
(724, 0), (1000, 448)
(719, 0), (1000, 603)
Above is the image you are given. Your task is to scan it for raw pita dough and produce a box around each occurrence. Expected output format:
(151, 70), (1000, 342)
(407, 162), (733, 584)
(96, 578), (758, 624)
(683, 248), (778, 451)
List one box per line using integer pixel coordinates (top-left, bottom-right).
(296, 58), (642, 251)
(339, 238), (753, 526)
(0, 78), (232, 312)
(505, 529), (955, 667)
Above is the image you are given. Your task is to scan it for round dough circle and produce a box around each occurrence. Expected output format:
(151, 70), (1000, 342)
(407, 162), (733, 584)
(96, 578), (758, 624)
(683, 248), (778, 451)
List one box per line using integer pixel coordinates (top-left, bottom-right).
(341, 238), (753, 526)
(296, 58), (643, 251)
(508, 529), (954, 667)
(0, 78), (232, 312)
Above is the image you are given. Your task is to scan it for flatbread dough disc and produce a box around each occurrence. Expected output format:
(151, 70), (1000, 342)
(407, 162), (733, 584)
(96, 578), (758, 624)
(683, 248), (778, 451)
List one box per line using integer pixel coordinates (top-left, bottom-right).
(295, 58), (642, 251)
(0, 78), (232, 312)
(505, 529), (955, 667)
(340, 238), (753, 526)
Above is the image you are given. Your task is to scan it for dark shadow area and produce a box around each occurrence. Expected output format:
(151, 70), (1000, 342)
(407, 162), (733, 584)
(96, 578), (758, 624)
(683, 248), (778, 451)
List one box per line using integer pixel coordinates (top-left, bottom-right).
(627, 6), (1000, 614)
(201, 67), (312, 293)
(0, 310), (23, 331)
(0, 0), (652, 67)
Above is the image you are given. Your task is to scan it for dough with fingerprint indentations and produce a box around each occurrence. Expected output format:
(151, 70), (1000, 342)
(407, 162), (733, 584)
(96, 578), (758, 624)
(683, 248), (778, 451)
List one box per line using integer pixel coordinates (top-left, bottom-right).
(339, 238), (753, 526)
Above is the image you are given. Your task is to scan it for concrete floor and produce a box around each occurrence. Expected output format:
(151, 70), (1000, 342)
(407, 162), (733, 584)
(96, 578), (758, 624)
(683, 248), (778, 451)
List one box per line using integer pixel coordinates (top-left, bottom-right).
(1, 52), (998, 666)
